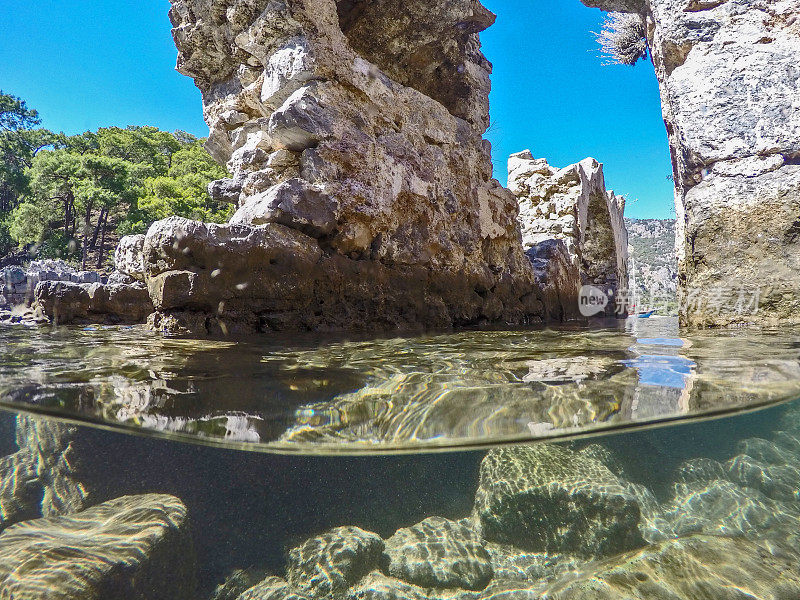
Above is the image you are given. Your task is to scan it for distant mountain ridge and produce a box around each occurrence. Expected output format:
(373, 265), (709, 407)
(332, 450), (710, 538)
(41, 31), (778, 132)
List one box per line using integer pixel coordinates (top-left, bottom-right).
(625, 218), (677, 312)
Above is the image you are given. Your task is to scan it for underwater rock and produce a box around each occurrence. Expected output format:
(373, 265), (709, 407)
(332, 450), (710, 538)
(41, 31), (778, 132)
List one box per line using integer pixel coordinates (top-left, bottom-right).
(33, 279), (153, 325)
(236, 576), (310, 600)
(0, 451), (40, 532)
(576, 443), (624, 476)
(736, 436), (795, 465)
(584, 0), (800, 326)
(673, 456), (728, 484)
(473, 445), (646, 558)
(725, 452), (800, 503)
(346, 571), (434, 600)
(154, 0), (548, 334)
(540, 533), (800, 599)
(287, 526), (385, 598)
(662, 478), (800, 539)
(675, 437), (800, 504)
(0, 493), (196, 600)
(383, 516), (493, 591)
(10, 415), (145, 518)
(486, 543), (582, 585)
(210, 569), (272, 600)
(508, 152), (629, 317)
(15, 415), (96, 516)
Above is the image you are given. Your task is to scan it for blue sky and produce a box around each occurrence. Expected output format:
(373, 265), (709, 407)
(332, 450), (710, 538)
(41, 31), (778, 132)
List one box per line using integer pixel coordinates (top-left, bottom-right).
(0, 0), (674, 218)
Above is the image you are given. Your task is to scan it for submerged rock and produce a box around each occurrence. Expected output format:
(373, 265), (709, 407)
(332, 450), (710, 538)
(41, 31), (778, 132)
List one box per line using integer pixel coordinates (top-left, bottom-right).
(383, 517), (493, 591)
(473, 444), (646, 558)
(210, 569), (272, 600)
(663, 478), (800, 539)
(236, 576), (309, 600)
(346, 571), (434, 600)
(661, 430), (800, 539)
(508, 152), (629, 317)
(0, 494), (196, 600)
(585, 0), (800, 326)
(0, 451), (40, 531)
(287, 526), (385, 598)
(15, 415), (98, 516)
(486, 543), (582, 585)
(541, 534), (800, 599)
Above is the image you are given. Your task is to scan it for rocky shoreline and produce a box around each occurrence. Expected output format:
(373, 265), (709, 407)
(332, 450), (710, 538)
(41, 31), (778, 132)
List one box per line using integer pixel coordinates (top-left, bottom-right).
(1, 151), (633, 332)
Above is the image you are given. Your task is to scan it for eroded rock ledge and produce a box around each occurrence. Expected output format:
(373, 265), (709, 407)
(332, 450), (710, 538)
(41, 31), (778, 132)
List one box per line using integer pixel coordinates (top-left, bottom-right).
(584, 0), (800, 326)
(508, 153), (629, 319)
(148, 0), (544, 334)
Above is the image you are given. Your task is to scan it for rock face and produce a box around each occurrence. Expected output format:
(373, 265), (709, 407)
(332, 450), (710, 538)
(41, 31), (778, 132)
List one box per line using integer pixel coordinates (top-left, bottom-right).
(0, 256), (155, 326)
(525, 238), (582, 321)
(473, 445), (646, 558)
(383, 517), (493, 591)
(154, 0), (546, 334)
(33, 279), (153, 324)
(114, 234), (147, 281)
(0, 260), (99, 309)
(508, 152), (629, 317)
(0, 494), (196, 600)
(584, 0), (800, 326)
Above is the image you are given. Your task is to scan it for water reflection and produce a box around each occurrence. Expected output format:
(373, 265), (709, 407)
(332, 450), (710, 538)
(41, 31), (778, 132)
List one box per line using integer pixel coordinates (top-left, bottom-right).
(0, 317), (799, 453)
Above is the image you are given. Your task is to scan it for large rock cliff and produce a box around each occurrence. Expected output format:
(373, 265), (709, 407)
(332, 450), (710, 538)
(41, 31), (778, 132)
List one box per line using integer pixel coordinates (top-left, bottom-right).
(150, 0), (544, 334)
(584, 0), (800, 327)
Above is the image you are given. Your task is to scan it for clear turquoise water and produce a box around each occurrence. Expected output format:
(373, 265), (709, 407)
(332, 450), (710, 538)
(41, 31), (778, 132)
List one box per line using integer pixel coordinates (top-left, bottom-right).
(1, 316), (799, 453)
(2, 317), (800, 598)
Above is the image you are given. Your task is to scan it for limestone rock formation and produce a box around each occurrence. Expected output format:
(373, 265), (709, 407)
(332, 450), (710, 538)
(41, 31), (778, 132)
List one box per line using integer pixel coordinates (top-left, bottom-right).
(524, 238), (582, 321)
(33, 279), (153, 325)
(209, 569), (272, 600)
(0, 259), (98, 309)
(346, 571), (433, 600)
(383, 516), (493, 591)
(153, 0), (545, 334)
(0, 494), (196, 600)
(486, 543), (582, 585)
(286, 526), (385, 598)
(114, 233), (147, 281)
(663, 478), (799, 539)
(508, 152), (629, 317)
(584, 0), (800, 326)
(473, 444), (646, 558)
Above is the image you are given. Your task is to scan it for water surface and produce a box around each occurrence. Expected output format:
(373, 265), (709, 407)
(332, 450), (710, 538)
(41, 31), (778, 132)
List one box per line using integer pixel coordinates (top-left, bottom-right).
(1, 316), (799, 453)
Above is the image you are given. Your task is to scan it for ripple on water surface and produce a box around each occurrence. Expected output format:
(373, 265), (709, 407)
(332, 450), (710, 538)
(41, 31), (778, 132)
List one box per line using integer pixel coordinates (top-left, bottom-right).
(0, 316), (799, 453)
